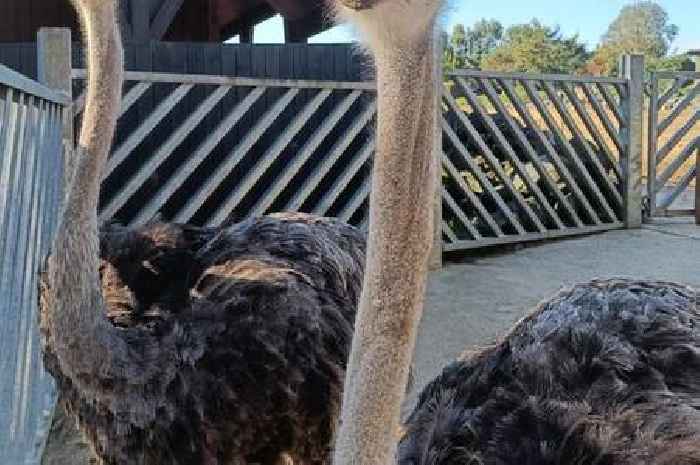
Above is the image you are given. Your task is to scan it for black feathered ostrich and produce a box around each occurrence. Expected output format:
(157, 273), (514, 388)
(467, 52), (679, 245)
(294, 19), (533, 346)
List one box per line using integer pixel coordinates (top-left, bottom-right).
(39, 0), (368, 464)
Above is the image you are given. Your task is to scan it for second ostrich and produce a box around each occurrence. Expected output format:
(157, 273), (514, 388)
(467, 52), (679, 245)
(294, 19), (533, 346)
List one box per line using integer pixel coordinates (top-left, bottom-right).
(39, 1), (366, 464)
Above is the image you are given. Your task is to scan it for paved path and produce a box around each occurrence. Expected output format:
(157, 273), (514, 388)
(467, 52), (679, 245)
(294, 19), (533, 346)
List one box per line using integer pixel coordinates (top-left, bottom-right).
(411, 219), (700, 402)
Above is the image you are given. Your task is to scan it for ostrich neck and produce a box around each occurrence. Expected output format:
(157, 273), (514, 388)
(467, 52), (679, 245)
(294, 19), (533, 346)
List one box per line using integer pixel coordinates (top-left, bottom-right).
(333, 40), (438, 465)
(46, 2), (126, 379)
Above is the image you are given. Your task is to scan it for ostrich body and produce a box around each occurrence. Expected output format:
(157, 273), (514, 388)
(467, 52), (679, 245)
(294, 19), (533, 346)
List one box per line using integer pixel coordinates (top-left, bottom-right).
(39, 1), (366, 464)
(400, 279), (700, 465)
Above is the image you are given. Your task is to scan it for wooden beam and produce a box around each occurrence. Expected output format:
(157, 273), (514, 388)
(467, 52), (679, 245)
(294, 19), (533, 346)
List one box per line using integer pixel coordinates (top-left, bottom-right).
(150, 0), (185, 40)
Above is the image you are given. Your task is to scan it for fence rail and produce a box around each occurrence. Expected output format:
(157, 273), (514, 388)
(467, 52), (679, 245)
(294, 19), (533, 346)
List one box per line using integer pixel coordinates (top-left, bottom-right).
(647, 70), (700, 216)
(0, 62), (65, 465)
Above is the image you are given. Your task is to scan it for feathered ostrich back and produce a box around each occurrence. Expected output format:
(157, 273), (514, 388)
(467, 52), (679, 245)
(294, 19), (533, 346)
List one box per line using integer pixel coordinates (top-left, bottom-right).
(41, 214), (367, 465)
(399, 279), (700, 465)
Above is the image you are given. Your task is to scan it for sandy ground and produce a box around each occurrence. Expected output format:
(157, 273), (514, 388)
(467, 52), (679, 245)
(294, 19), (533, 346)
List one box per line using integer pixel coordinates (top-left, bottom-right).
(42, 219), (700, 463)
(411, 218), (700, 403)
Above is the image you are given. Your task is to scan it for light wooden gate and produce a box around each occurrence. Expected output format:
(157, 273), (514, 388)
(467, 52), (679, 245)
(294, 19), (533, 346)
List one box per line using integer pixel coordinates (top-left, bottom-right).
(647, 71), (700, 216)
(440, 69), (634, 250)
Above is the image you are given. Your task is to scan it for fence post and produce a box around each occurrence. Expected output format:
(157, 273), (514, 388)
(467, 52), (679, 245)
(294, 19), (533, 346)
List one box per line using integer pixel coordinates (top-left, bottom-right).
(429, 32), (443, 270)
(619, 54), (644, 228)
(37, 28), (73, 199)
(695, 147), (700, 226)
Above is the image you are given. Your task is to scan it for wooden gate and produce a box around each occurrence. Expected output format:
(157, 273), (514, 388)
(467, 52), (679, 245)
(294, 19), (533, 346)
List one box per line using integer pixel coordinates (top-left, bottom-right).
(647, 71), (700, 216)
(440, 69), (633, 251)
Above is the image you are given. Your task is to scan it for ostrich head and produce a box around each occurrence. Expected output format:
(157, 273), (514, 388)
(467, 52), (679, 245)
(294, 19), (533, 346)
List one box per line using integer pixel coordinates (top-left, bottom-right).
(329, 2), (443, 465)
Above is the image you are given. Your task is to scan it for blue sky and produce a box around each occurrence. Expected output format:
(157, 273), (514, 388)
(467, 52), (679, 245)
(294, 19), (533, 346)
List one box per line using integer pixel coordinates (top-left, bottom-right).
(247, 0), (700, 52)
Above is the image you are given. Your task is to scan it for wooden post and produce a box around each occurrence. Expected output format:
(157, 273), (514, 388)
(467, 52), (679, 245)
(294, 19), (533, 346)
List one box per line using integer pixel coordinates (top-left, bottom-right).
(695, 147), (699, 225)
(429, 30), (443, 270)
(619, 54), (644, 228)
(37, 28), (74, 200)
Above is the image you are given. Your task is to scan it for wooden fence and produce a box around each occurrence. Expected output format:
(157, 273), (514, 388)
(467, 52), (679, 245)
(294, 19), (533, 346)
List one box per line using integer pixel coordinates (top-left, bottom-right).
(71, 69), (377, 228)
(440, 59), (643, 250)
(0, 62), (68, 465)
(647, 70), (700, 216)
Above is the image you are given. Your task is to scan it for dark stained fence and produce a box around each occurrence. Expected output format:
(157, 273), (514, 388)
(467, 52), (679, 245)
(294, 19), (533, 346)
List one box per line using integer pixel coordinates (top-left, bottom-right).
(0, 62), (67, 465)
(71, 70), (376, 228)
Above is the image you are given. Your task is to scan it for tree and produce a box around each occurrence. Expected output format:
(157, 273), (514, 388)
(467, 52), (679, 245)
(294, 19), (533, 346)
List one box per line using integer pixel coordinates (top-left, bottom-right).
(587, 1), (679, 75)
(481, 20), (589, 74)
(443, 20), (503, 70)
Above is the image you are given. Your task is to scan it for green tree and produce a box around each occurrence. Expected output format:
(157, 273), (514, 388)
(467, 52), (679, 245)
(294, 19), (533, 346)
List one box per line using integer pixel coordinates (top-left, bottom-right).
(443, 20), (503, 70)
(464, 19), (504, 67)
(587, 1), (679, 75)
(481, 20), (589, 74)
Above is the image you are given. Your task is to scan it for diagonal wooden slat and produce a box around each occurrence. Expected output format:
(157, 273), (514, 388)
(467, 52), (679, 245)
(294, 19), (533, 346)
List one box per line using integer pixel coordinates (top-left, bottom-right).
(442, 153), (504, 237)
(174, 88), (300, 224)
(251, 90), (363, 217)
(499, 79), (598, 226)
(520, 80), (615, 224)
(441, 112), (526, 235)
(442, 221), (459, 243)
(208, 89), (333, 226)
(441, 186), (482, 240)
(74, 82), (152, 118)
(447, 83), (546, 232)
(580, 83), (624, 154)
(337, 176), (370, 223)
(562, 82), (622, 181)
(311, 138), (374, 217)
(541, 81), (623, 215)
(657, 82), (700, 136)
(656, 111), (700, 164)
(657, 164), (696, 210)
(130, 86), (266, 226)
(656, 135), (700, 190)
(99, 85), (231, 222)
(596, 82), (626, 126)
(105, 83), (193, 178)
(657, 75), (690, 109)
(472, 77), (570, 229)
(284, 100), (377, 212)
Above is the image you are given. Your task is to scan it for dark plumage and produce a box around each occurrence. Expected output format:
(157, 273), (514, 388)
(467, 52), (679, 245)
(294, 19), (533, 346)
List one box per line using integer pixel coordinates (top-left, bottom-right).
(41, 213), (366, 465)
(400, 279), (700, 465)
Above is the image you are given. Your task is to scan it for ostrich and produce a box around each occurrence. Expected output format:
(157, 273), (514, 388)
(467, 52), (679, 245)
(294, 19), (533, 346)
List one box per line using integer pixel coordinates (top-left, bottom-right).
(39, 1), (367, 464)
(328, 3), (700, 465)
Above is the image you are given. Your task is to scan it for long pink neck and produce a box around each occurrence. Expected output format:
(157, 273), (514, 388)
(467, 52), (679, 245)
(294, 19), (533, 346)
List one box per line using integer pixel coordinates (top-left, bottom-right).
(46, 1), (125, 380)
(333, 36), (439, 465)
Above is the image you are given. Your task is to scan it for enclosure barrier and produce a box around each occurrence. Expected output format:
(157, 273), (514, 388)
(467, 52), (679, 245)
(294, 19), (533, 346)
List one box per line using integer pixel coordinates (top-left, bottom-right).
(647, 70), (700, 216)
(0, 61), (68, 464)
(440, 58), (643, 251)
(71, 69), (378, 229)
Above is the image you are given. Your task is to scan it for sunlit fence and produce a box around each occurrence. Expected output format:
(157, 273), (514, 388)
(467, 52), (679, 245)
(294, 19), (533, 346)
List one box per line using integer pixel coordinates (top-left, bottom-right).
(0, 62), (67, 465)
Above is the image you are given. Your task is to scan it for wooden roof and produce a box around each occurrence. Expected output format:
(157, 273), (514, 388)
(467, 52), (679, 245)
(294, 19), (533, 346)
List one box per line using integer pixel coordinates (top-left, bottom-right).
(0, 0), (330, 43)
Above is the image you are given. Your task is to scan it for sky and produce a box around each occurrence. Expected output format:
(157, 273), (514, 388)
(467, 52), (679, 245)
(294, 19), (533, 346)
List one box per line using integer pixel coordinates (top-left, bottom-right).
(245, 0), (700, 53)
